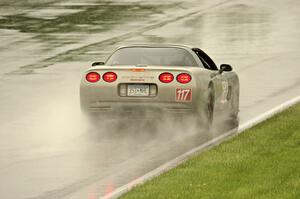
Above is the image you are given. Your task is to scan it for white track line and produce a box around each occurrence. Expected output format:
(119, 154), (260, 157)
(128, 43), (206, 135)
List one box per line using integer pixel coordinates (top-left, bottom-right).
(100, 95), (300, 199)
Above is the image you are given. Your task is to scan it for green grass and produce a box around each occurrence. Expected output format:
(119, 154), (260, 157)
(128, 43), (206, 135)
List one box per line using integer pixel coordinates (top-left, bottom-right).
(121, 103), (300, 199)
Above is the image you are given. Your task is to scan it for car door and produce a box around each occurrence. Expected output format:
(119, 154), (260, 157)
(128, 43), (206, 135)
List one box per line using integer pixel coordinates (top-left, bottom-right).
(213, 71), (232, 110)
(192, 48), (232, 111)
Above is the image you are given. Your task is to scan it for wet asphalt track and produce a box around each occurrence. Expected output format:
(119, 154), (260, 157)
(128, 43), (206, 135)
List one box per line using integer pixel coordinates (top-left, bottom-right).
(0, 0), (300, 198)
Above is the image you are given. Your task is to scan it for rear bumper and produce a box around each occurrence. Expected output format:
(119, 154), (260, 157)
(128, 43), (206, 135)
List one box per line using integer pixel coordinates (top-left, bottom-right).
(82, 101), (195, 118)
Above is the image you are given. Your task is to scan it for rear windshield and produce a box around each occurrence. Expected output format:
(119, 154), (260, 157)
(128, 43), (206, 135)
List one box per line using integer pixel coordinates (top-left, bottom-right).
(105, 47), (198, 66)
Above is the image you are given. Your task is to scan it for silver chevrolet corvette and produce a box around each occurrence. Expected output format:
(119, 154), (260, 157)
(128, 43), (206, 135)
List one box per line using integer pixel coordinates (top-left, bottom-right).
(80, 44), (239, 128)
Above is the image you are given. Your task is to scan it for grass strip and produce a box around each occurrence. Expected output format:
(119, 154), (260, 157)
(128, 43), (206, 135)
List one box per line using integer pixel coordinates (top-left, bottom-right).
(121, 103), (300, 199)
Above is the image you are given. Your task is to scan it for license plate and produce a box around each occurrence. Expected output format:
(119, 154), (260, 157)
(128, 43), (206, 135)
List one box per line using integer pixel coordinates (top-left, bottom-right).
(127, 84), (150, 96)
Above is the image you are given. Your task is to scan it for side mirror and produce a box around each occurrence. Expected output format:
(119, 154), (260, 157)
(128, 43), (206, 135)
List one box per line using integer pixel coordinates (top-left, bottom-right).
(219, 64), (232, 74)
(92, 62), (105, 66)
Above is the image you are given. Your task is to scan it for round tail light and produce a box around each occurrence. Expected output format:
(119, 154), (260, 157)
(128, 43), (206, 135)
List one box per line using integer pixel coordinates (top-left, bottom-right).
(177, 73), (191, 84)
(159, 72), (174, 83)
(103, 72), (117, 82)
(86, 72), (100, 83)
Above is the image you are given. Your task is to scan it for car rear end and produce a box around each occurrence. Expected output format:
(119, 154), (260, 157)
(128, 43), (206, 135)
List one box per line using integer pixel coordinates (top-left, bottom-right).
(80, 65), (200, 120)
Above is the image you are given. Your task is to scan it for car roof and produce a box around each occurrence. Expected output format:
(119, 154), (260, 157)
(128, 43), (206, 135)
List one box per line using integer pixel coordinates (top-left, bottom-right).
(116, 44), (193, 51)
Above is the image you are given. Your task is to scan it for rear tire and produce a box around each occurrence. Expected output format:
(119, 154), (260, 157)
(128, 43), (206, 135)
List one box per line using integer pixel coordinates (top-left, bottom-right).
(196, 85), (214, 132)
(205, 86), (214, 129)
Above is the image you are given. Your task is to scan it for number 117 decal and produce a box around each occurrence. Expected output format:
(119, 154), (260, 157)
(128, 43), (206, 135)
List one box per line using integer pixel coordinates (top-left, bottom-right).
(176, 88), (192, 102)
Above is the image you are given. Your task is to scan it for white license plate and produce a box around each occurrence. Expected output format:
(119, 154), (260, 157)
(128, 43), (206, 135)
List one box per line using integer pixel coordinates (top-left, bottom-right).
(127, 84), (149, 96)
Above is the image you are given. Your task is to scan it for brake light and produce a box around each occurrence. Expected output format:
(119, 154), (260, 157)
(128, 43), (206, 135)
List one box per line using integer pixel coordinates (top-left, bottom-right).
(86, 72), (100, 83)
(159, 72), (174, 83)
(177, 73), (191, 84)
(103, 72), (117, 82)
